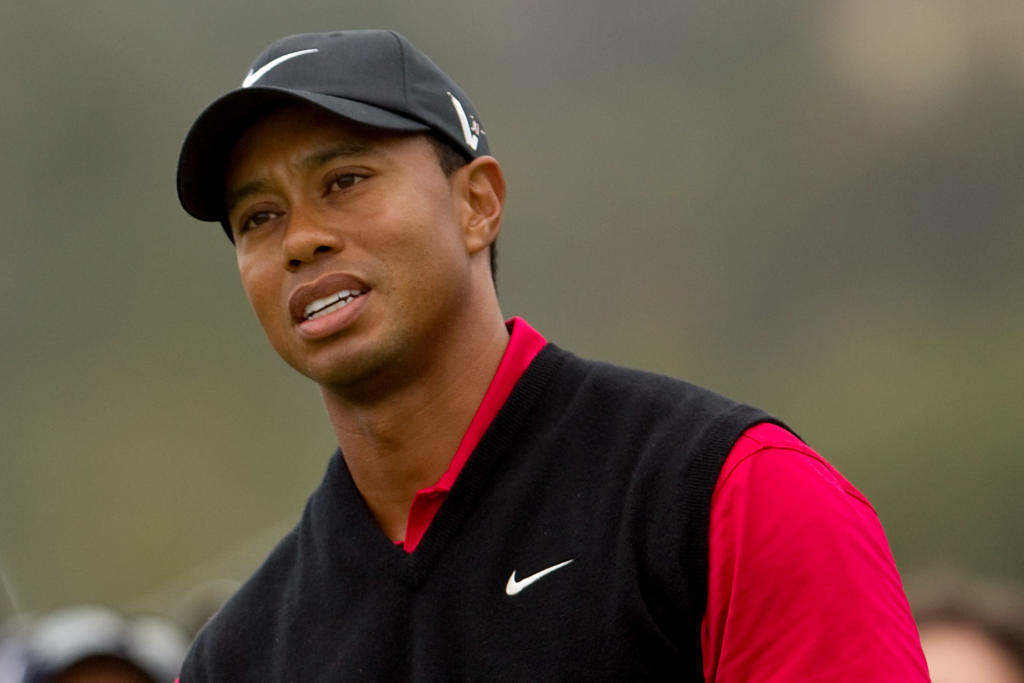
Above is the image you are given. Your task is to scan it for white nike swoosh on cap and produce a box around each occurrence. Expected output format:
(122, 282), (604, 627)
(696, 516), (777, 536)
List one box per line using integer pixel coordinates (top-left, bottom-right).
(242, 48), (319, 88)
(505, 559), (574, 596)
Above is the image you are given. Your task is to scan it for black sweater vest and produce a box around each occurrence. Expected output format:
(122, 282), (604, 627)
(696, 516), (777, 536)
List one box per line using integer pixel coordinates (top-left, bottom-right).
(181, 344), (779, 682)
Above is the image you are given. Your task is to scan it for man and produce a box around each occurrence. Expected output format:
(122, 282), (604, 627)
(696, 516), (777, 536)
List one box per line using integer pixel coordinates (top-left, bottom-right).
(175, 30), (929, 681)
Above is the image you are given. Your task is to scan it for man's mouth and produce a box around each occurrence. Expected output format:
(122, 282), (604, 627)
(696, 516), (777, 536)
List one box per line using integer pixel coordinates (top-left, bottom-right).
(303, 289), (368, 321)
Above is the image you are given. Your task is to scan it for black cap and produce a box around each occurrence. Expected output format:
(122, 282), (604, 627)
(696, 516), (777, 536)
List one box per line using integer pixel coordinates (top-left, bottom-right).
(176, 30), (489, 225)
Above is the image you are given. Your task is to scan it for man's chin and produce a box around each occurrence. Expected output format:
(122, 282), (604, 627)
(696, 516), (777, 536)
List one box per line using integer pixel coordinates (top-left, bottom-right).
(299, 343), (406, 398)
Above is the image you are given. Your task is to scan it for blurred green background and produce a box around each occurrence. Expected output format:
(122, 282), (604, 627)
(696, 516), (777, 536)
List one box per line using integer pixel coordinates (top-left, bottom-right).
(1, 0), (1021, 626)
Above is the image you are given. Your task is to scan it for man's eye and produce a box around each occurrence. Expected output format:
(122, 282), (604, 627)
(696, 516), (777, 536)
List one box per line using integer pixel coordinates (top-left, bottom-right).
(327, 173), (366, 192)
(239, 210), (278, 233)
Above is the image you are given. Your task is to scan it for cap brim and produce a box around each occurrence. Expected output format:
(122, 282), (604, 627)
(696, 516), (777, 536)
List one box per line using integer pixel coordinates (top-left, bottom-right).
(176, 86), (430, 222)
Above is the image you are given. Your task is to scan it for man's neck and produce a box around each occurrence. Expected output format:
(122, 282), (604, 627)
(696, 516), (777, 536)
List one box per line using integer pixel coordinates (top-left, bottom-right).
(319, 310), (510, 542)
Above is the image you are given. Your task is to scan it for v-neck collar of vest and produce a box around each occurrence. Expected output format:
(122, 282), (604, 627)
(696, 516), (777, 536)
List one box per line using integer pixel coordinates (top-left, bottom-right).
(318, 342), (568, 587)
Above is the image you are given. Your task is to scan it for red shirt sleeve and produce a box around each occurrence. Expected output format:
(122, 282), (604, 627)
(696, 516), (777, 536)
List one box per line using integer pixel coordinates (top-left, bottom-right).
(701, 423), (930, 682)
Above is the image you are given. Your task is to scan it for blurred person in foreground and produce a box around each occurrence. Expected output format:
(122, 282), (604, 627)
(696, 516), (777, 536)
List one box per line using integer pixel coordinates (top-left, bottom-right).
(173, 30), (929, 681)
(0, 605), (188, 683)
(913, 573), (1024, 683)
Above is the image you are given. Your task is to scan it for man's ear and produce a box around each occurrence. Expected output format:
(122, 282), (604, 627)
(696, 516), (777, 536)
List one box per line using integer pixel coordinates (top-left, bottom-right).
(456, 156), (505, 255)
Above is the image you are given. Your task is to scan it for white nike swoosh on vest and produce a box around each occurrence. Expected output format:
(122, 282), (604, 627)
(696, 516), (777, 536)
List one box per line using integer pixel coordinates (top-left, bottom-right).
(505, 559), (574, 596)
(242, 48), (319, 88)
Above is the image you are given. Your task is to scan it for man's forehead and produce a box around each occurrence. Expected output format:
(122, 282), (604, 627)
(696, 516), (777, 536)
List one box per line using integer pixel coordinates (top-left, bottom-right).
(226, 106), (420, 180)
(234, 105), (392, 156)
(223, 107), (431, 211)
(222, 139), (378, 215)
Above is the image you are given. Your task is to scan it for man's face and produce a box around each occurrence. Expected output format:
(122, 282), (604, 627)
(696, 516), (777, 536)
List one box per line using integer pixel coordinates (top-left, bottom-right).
(224, 105), (478, 392)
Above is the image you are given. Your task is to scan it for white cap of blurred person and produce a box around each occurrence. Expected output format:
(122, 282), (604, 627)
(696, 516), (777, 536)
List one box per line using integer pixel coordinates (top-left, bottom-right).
(0, 605), (188, 683)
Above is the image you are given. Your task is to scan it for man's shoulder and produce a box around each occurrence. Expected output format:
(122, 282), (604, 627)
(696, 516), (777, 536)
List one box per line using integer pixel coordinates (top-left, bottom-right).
(542, 343), (712, 393)
(539, 344), (774, 434)
(518, 345), (786, 509)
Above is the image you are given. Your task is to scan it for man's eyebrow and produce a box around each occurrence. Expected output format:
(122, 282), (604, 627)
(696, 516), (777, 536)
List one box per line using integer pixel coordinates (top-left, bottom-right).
(224, 141), (377, 217)
(300, 140), (376, 172)
(225, 178), (274, 219)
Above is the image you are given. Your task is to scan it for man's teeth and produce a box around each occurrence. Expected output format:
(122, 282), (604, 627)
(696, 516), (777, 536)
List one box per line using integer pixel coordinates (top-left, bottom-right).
(304, 289), (365, 320)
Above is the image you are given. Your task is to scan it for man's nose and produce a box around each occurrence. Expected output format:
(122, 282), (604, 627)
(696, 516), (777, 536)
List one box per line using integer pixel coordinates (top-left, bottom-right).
(282, 207), (342, 269)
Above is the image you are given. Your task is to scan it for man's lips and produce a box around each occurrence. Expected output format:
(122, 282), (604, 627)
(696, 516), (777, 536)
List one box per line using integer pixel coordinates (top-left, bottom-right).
(288, 272), (370, 324)
(303, 289), (366, 320)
